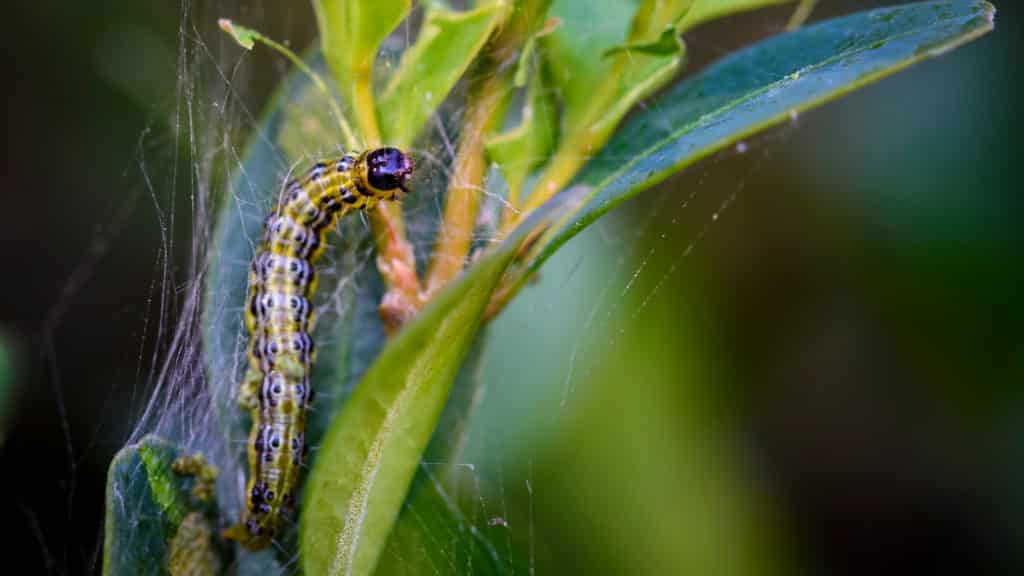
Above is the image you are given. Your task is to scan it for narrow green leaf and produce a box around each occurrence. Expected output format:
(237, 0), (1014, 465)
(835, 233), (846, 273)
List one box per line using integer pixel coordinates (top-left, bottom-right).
(626, 0), (694, 40)
(544, 0), (798, 154)
(604, 26), (686, 58)
(372, 340), (505, 576)
(378, 3), (505, 147)
(505, 2), (559, 88)
(315, 0), (411, 134)
(544, 0), (689, 129)
(541, 0), (630, 124)
(373, 452), (508, 575)
(589, 30), (685, 138)
(299, 249), (514, 576)
(523, 0), (995, 284)
(513, 35), (536, 87)
(317, 0), (410, 74)
(300, 197), (575, 576)
(679, 0), (796, 32)
(526, 0), (689, 211)
(606, 1), (693, 126)
(485, 72), (558, 198)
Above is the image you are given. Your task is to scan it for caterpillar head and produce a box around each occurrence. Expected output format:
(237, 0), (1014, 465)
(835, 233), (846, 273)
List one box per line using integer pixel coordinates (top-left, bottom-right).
(360, 147), (414, 199)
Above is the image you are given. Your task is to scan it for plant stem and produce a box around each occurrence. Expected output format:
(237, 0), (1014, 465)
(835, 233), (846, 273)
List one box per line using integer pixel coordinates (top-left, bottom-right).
(352, 68), (382, 146)
(424, 73), (510, 296)
(349, 64), (424, 331)
(422, 0), (554, 295)
(219, 19), (360, 150)
(372, 202), (424, 332)
(787, 0), (819, 30)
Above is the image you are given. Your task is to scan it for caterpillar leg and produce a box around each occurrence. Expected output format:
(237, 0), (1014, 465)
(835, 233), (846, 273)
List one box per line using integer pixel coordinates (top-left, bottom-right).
(236, 369), (263, 410)
(222, 519), (274, 551)
(275, 355), (305, 380)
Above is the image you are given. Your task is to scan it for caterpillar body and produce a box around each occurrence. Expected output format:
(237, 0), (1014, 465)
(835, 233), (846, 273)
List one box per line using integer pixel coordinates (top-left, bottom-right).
(223, 147), (414, 550)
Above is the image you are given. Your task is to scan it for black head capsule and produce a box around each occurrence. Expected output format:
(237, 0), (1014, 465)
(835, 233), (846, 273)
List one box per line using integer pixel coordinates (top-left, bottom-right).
(362, 147), (414, 197)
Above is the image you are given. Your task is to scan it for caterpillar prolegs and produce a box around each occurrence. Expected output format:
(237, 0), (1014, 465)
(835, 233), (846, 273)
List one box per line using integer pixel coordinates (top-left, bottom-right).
(222, 148), (414, 549)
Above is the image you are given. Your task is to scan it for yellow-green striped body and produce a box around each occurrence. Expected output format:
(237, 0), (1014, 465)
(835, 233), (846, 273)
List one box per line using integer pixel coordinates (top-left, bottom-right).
(223, 148), (414, 549)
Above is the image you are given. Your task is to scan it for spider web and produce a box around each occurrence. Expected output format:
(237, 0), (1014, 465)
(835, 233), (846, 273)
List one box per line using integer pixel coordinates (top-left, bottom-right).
(28, 0), (814, 573)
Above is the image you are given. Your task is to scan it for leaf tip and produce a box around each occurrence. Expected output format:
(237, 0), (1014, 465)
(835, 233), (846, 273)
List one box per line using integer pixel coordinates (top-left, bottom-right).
(219, 18), (255, 50)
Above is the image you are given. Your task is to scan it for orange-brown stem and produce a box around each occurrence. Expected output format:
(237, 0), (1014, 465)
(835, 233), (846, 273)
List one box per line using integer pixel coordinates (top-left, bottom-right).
(371, 203), (423, 333)
(424, 73), (511, 297)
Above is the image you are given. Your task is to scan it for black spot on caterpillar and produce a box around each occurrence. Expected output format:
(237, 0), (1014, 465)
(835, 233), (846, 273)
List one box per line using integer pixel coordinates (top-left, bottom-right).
(222, 147), (414, 550)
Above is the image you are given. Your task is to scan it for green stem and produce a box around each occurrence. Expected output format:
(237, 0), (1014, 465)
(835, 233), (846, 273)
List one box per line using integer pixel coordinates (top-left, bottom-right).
(786, 0), (819, 30)
(219, 19), (359, 150)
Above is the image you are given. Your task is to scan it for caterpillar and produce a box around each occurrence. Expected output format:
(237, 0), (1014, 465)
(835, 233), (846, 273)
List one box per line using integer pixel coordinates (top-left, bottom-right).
(222, 147), (415, 549)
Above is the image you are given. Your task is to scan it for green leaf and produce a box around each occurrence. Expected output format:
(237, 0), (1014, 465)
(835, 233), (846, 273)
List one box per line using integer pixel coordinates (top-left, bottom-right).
(516, 0), (995, 289)
(544, 0), (689, 130)
(373, 457), (508, 575)
(603, 26), (686, 57)
(542, 0), (630, 126)
(590, 28), (684, 138)
(378, 3), (505, 147)
(679, 0), (796, 32)
(316, 0), (411, 75)
(315, 0), (411, 135)
(371, 339), (504, 576)
(218, 18), (257, 50)
(524, 0), (690, 211)
(485, 71), (558, 198)
(513, 11), (560, 87)
(300, 196), (574, 576)
(103, 435), (223, 575)
(513, 35), (536, 87)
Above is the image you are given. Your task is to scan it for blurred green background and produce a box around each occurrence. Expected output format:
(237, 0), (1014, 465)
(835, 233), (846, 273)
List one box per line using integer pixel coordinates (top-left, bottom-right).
(1, 1), (1019, 574)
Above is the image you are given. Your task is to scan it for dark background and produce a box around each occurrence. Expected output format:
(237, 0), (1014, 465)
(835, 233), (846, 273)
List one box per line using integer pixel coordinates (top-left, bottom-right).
(1, 1), (1020, 574)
